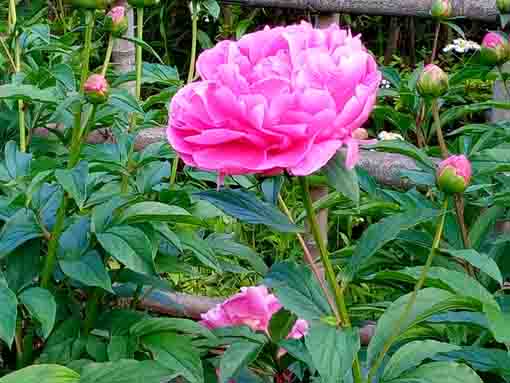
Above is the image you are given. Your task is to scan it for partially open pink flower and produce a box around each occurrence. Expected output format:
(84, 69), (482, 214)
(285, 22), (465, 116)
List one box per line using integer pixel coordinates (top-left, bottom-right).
(200, 285), (308, 340)
(84, 74), (109, 104)
(105, 6), (128, 37)
(431, 0), (452, 19)
(201, 286), (281, 332)
(417, 64), (449, 98)
(167, 21), (381, 176)
(481, 32), (509, 65)
(437, 155), (472, 194)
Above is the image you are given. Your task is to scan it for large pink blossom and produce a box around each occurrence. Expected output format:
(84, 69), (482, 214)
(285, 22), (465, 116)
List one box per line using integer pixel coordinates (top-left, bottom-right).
(201, 285), (308, 340)
(167, 21), (381, 176)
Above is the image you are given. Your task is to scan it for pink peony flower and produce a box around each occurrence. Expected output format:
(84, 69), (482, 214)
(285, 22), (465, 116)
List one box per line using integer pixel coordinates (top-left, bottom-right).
(107, 6), (125, 23)
(482, 32), (507, 49)
(201, 285), (308, 340)
(167, 21), (381, 176)
(84, 74), (109, 104)
(437, 155), (472, 194)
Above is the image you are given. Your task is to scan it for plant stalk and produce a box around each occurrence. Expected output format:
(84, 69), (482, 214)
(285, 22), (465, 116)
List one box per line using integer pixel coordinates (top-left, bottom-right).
(278, 195), (340, 321)
(101, 34), (115, 77)
(169, 1), (199, 187)
(41, 197), (68, 288)
(497, 65), (510, 99)
(69, 10), (95, 169)
(9, 0), (26, 152)
(135, 7), (144, 100)
(299, 177), (363, 383)
(431, 99), (448, 158)
(430, 22), (441, 64)
(84, 288), (103, 334)
(367, 198), (448, 381)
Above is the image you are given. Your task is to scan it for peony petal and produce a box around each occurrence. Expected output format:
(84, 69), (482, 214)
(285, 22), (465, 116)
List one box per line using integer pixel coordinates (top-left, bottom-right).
(345, 139), (360, 169)
(289, 139), (342, 176)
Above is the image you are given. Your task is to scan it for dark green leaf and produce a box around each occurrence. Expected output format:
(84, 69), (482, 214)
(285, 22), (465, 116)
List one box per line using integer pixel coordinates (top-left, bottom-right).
(305, 324), (360, 383)
(0, 84), (57, 103)
(107, 335), (134, 361)
(142, 333), (203, 383)
(97, 225), (155, 275)
(6, 240), (40, 293)
(109, 89), (144, 115)
(347, 208), (441, 279)
(58, 216), (90, 259)
(441, 249), (503, 285)
(136, 161), (170, 194)
(0, 208), (43, 259)
(468, 206), (504, 250)
(19, 287), (56, 339)
(79, 360), (176, 383)
(269, 309), (297, 343)
(180, 232), (222, 271)
(114, 63), (179, 87)
(203, 0), (220, 18)
(0, 365), (80, 383)
(389, 361), (483, 383)
(324, 151), (359, 204)
(55, 162), (88, 209)
(130, 317), (215, 339)
(195, 189), (302, 233)
(59, 251), (113, 293)
(265, 262), (332, 322)
(0, 285), (17, 346)
(118, 202), (197, 225)
(219, 341), (262, 383)
(31, 183), (64, 230)
(382, 340), (460, 381)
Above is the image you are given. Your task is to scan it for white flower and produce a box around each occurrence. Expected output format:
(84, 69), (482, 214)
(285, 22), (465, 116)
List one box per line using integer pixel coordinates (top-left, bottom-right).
(443, 38), (481, 54)
(378, 131), (404, 141)
(380, 79), (392, 89)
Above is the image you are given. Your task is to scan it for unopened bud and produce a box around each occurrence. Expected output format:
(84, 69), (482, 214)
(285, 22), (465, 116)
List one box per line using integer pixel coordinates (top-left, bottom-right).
(417, 64), (449, 98)
(437, 155), (472, 194)
(105, 6), (128, 37)
(84, 74), (109, 104)
(497, 0), (510, 14)
(431, 0), (452, 19)
(480, 32), (510, 66)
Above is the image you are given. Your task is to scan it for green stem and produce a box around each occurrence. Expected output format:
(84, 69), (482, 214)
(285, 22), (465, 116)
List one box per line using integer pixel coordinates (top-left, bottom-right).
(15, 319), (23, 369)
(430, 22), (441, 64)
(0, 36), (16, 72)
(170, 3), (199, 187)
(497, 65), (510, 100)
(69, 104), (98, 168)
(135, 7), (144, 100)
(69, 10), (95, 169)
(41, 197), (68, 288)
(367, 198), (449, 381)
(9, 0), (26, 153)
(83, 288), (103, 334)
(298, 177), (363, 383)
(101, 34), (114, 77)
(431, 99), (448, 159)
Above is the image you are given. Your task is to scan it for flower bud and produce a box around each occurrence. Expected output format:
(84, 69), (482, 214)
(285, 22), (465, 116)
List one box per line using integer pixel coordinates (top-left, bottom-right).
(84, 74), (109, 104)
(127, 0), (160, 7)
(497, 0), (510, 14)
(352, 128), (369, 140)
(416, 64), (449, 98)
(104, 6), (128, 37)
(437, 155), (472, 194)
(430, 0), (452, 19)
(480, 32), (510, 66)
(65, 0), (112, 9)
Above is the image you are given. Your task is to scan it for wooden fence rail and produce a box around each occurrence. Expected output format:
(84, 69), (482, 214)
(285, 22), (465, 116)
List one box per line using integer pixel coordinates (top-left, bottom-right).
(222, 0), (497, 21)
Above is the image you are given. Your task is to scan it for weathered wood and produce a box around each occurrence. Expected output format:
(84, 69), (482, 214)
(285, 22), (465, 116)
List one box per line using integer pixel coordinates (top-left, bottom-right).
(222, 0), (497, 21)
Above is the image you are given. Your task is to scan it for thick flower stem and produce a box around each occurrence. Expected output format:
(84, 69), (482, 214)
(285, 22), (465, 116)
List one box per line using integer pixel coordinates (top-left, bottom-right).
(135, 7), (144, 100)
(40, 197), (68, 288)
(431, 99), (448, 158)
(299, 177), (363, 383)
(497, 65), (510, 99)
(431, 99), (474, 275)
(69, 10), (95, 169)
(278, 195), (340, 321)
(84, 288), (103, 334)
(367, 198), (448, 382)
(101, 34), (115, 77)
(430, 23), (441, 64)
(170, 2), (199, 187)
(9, 0), (26, 152)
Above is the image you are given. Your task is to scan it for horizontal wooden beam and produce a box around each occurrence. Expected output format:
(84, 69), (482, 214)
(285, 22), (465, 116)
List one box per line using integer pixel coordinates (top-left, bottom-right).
(222, 0), (497, 21)
(35, 126), (425, 189)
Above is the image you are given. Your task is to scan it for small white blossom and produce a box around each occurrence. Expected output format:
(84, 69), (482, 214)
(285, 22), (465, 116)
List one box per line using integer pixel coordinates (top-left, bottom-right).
(443, 39), (481, 54)
(380, 79), (391, 89)
(378, 131), (404, 141)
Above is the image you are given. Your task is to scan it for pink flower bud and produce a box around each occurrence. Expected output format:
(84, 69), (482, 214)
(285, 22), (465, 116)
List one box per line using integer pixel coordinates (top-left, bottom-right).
(431, 0), (452, 19)
(417, 64), (449, 98)
(497, 0), (510, 14)
(105, 6), (128, 37)
(437, 155), (472, 194)
(481, 32), (510, 66)
(352, 128), (369, 140)
(84, 74), (109, 104)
